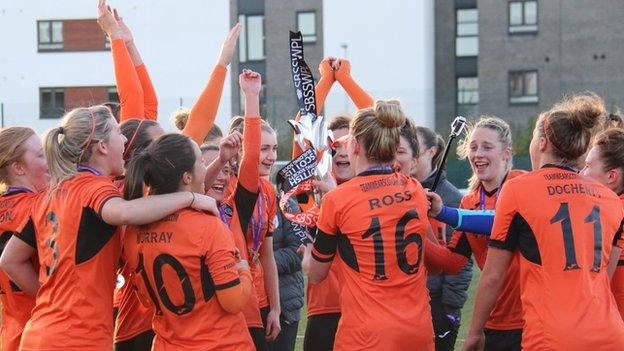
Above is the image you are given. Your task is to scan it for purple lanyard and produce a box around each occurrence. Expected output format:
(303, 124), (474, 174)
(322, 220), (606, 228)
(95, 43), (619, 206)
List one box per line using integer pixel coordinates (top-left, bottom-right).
(218, 204), (229, 225)
(479, 186), (500, 211)
(5, 186), (34, 195)
(77, 164), (103, 176)
(362, 164), (394, 175)
(250, 187), (264, 252)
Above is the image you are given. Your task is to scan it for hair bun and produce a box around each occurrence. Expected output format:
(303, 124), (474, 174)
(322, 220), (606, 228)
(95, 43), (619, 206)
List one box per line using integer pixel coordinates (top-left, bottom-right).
(373, 99), (406, 128)
(565, 93), (605, 130)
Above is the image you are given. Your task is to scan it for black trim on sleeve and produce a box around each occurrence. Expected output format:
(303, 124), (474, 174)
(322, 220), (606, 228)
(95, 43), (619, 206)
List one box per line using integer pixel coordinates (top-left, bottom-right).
(618, 259), (624, 267)
(215, 278), (241, 290)
(449, 233), (472, 259)
(14, 218), (36, 249)
(234, 184), (260, 239)
(97, 195), (121, 219)
(311, 251), (334, 263)
(75, 207), (117, 265)
(266, 231), (273, 238)
(313, 230), (338, 257)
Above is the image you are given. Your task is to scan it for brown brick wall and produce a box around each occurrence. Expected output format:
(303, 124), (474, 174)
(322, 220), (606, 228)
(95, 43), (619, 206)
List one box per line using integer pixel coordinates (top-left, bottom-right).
(63, 19), (107, 51)
(64, 86), (109, 109)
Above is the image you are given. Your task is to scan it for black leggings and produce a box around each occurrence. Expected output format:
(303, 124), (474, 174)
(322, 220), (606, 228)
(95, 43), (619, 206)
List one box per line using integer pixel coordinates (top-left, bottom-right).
(483, 328), (522, 351)
(248, 306), (271, 351)
(304, 312), (341, 351)
(114, 329), (155, 351)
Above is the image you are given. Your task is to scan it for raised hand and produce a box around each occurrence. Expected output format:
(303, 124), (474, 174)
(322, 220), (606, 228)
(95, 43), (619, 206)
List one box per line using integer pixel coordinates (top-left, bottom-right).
(319, 57), (336, 80)
(217, 23), (243, 67)
(239, 69), (262, 96)
(97, 0), (121, 39)
(334, 58), (352, 82)
(218, 131), (243, 163)
(113, 8), (133, 43)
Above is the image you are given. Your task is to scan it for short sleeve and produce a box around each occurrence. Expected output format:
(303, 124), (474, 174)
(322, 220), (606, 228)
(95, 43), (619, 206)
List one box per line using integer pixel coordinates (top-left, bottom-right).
(87, 178), (122, 215)
(14, 217), (36, 248)
(488, 183), (520, 251)
(312, 192), (340, 262)
(204, 220), (240, 290)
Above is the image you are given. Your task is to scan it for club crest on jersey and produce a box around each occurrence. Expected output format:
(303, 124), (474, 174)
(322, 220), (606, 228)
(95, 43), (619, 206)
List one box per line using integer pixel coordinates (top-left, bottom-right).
(223, 204), (234, 217)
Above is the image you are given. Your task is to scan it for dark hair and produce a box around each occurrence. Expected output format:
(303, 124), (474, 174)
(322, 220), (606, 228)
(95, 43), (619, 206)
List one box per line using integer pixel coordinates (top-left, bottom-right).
(205, 125), (223, 143)
(399, 118), (419, 157)
(416, 126), (445, 168)
(124, 133), (196, 200)
(200, 144), (220, 153)
(594, 128), (624, 175)
(604, 112), (624, 129)
(539, 93), (604, 165)
(328, 114), (351, 131)
(121, 119), (160, 164)
(103, 102), (121, 122)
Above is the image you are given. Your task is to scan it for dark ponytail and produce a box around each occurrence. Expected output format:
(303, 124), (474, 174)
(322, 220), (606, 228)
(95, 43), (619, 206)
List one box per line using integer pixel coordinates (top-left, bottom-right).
(124, 133), (196, 200)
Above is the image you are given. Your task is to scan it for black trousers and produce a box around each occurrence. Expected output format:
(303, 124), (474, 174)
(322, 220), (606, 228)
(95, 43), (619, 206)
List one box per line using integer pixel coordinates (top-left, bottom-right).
(268, 314), (299, 351)
(484, 328), (522, 351)
(114, 329), (155, 351)
(430, 296), (460, 351)
(303, 312), (341, 351)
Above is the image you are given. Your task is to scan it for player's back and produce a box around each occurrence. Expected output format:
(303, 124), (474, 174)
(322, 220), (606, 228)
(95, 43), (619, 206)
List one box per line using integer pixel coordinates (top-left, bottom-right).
(315, 169), (434, 350)
(491, 165), (624, 350)
(20, 172), (121, 350)
(0, 189), (38, 351)
(125, 209), (253, 351)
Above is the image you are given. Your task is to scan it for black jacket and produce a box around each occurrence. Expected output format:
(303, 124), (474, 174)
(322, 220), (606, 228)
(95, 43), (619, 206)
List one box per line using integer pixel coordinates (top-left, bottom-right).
(421, 170), (473, 315)
(272, 198), (305, 323)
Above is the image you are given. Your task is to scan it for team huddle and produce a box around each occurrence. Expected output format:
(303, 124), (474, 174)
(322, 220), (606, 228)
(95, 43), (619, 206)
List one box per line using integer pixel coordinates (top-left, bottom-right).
(0, 1), (624, 351)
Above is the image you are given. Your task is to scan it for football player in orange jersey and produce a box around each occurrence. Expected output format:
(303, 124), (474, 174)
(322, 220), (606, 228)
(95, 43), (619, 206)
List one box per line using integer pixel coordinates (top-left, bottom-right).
(122, 133), (254, 350)
(1, 105), (219, 351)
(306, 100), (435, 350)
(0, 127), (49, 351)
(464, 94), (624, 351)
(581, 127), (624, 319)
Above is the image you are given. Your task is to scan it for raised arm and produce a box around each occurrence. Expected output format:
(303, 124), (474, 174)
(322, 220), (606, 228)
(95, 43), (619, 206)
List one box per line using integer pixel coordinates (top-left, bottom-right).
(291, 58), (337, 159)
(114, 9), (158, 120)
(335, 59), (374, 109)
(236, 69), (262, 193)
(98, 1), (144, 121)
(183, 24), (241, 144)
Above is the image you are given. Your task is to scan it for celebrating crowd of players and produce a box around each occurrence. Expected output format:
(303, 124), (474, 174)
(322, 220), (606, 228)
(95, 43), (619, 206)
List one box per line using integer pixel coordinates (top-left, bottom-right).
(0, 1), (623, 350)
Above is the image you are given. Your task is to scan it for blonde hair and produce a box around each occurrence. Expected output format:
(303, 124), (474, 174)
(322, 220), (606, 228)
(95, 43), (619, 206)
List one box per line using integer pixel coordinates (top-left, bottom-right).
(350, 99), (406, 164)
(538, 93), (604, 167)
(457, 116), (513, 192)
(229, 116), (276, 135)
(44, 105), (114, 185)
(0, 126), (36, 193)
(171, 108), (190, 131)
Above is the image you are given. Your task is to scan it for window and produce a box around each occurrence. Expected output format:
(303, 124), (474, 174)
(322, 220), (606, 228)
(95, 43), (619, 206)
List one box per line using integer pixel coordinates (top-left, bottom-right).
(107, 87), (119, 103)
(456, 9), (478, 57)
(40, 88), (65, 119)
(509, 70), (538, 104)
(239, 14), (265, 62)
(38, 20), (63, 51)
(457, 77), (479, 105)
(509, 1), (538, 34)
(297, 12), (317, 43)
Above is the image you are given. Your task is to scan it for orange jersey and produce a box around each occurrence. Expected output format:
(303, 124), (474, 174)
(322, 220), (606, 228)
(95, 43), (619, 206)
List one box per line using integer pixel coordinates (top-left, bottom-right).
(306, 260), (342, 317)
(490, 164), (624, 350)
(610, 194), (624, 320)
(19, 171), (122, 350)
(312, 169), (434, 350)
(124, 209), (253, 351)
(247, 178), (277, 310)
(112, 179), (153, 343)
(0, 189), (37, 351)
(447, 169), (526, 330)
